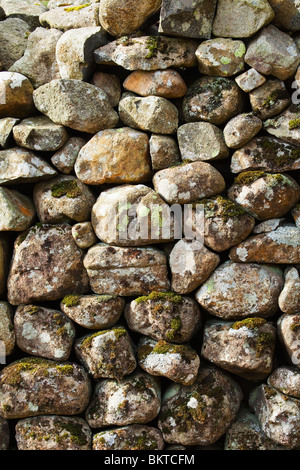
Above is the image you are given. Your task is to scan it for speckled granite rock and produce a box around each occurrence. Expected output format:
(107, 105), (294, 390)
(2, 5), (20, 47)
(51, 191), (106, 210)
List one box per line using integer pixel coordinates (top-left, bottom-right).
(93, 425), (164, 450)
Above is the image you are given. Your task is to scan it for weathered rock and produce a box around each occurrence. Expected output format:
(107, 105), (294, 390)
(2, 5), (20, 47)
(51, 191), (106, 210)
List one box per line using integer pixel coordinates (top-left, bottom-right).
(252, 217), (286, 234)
(230, 137), (300, 174)
(123, 69), (187, 98)
(119, 93), (178, 134)
(93, 425), (164, 450)
(195, 261), (283, 319)
(149, 135), (180, 170)
(60, 293), (124, 330)
(125, 292), (201, 343)
(0, 417), (9, 450)
(268, 366), (300, 398)
(75, 326), (137, 380)
(228, 172), (300, 220)
(15, 416), (92, 450)
(14, 305), (75, 361)
(278, 267), (300, 314)
(56, 27), (107, 80)
(178, 122), (229, 161)
(0, 147), (56, 185)
(235, 68), (266, 93)
(229, 226), (300, 264)
(71, 222), (97, 250)
(249, 79), (290, 120)
(39, 4), (100, 31)
(182, 76), (243, 125)
(13, 116), (69, 152)
(268, 0), (300, 31)
(158, 366), (242, 446)
(169, 239), (220, 294)
(249, 384), (300, 448)
(137, 336), (200, 386)
(100, 0), (161, 37)
(48, 0), (100, 7)
(93, 35), (198, 71)
(0, 72), (35, 119)
(33, 175), (95, 224)
(292, 204), (300, 227)
(9, 27), (62, 89)
(212, 0), (274, 38)
(0, 358), (91, 419)
(0, 0), (47, 29)
(7, 224), (89, 305)
(196, 39), (246, 77)
(84, 244), (170, 296)
(0, 18), (31, 70)
(91, 71), (121, 107)
(264, 104), (300, 147)
(278, 313), (300, 368)
(91, 185), (177, 246)
(201, 318), (276, 380)
(75, 128), (151, 185)
(86, 372), (160, 428)
(0, 302), (15, 357)
(51, 137), (86, 174)
(0, 187), (35, 231)
(33, 79), (118, 134)
(245, 25), (300, 80)
(223, 114), (262, 149)
(0, 118), (19, 148)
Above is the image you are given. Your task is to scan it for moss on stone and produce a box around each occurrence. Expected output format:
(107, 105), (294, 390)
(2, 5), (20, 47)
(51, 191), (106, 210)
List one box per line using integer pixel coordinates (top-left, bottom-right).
(194, 195), (246, 220)
(234, 171), (266, 186)
(289, 119), (300, 130)
(231, 317), (267, 330)
(97, 295), (115, 302)
(51, 180), (82, 199)
(64, 3), (90, 12)
(145, 36), (165, 59)
(166, 316), (182, 341)
(255, 332), (275, 358)
(290, 320), (300, 333)
(260, 88), (288, 110)
(81, 327), (127, 349)
(24, 306), (39, 315)
(61, 294), (81, 307)
(264, 385), (277, 400)
(141, 340), (197, 364)
(135, 291), (183, 305)
(254, 139), (300, 167)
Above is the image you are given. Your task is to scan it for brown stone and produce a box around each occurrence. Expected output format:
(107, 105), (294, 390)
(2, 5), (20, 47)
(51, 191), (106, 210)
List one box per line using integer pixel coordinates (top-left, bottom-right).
(268, 366), (300, 399)
(71, 222), (97, 250)
(51, 137), (86, 175)
(0, 72), (35, 119)
(249, 79), (290, 120)
(278, 267), (300, 314)
(91, 71), (121, 107)
(223, 114), (262, 149)
(277, 313), (300, 368)
(196, 39), (246, 77)
(149, 134), (180, 170)
(93, 425), (164, 450)
(123, 70), (187, 98)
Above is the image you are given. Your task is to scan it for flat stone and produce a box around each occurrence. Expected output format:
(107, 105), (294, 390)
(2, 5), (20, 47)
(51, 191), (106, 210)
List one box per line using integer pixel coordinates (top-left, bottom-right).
(0, 0), (47, 29)
(51, 137), (86, 174)
(74, 326), (137, 380)
(268, 366), (300, 399)
(0, 117), (19, 148)
(14, 305), (75, 361)
(196, 38), (246, 77)
(195, 261), (283, 319)
(223, 114), (262, 149)
(39, 4), (100, 31)
(15, 416), (92, 450)
(264, 104), (300, 147)
(149, 135), (180, 170)
(252, 218), (286, 234)
(229, 226), (300, 264)
(235, 68), (266, 93)
(60, 294), (124, 330)
(75, 128), (151, 185)
(0, 72), (35, 119)
(245, 25), (300, 80)
(278, 267), (300, 314)
(0, 302), (15, 357)
(93, 35), (198, 71)
(137, 337), (200, 386)
(84, 244), (170, 296)
(91, 71), (121, 107)
(0, 358), (91, 419)
(153, 161), (226, 205)
(119, 93), (178, 134)
(268, 0), (300, 31)
(277, 313), (300, 368)
(0, 417), (9, 450)
(169, 239), (220, 294)
(71, 222), (97, 250)
(13, 116), (69, 152)
(125, 293), (201, 343)
(0, 18), (31, 70)
(201, 318), (276, 380)
(178, 122), (229, 161)
(0, 187), (35, 231)
(9, 27), (62, 88)
(249, 79), (290, 120)
(123, 69), (187, 98)
(85, 372), (161, 428)
(7, 224), (89, 305)
(93, 425), (164, 450)
(33, 79), (118, 134)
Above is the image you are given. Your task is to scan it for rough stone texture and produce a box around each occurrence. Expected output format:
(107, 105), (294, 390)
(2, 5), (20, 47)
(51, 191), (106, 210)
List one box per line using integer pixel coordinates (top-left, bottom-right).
(86, 372), (161, 428)
(9, 27), (63, 89)
(39, 4), (100, 31)
(149, 135), (180, 170)
(178, 122), (229, 161)
(100, 0), (161, 37)
(91, 71), (121, 107)
(0, 18), (31, 70)
(195, 261), (283, 319)
(245, 25), (300, 80)
(278, 267), (300, 314)
(277, 313), (300, 368)
(159, 0), (217, 39)
(0, 358), (90, 420)
(125, 293), (201, 343)
(7, 224), (89, 305)
(182, 76), (243, 125)
(0, 302), (15, 357)
(196, 39), (246, 77)
(123, 69), (187, 98)
(169, 239), (220, 294)
(229, 226), (300, 264)
(0, 147), (56, 185)
(235, 68), (266, 93)
(158, 366), (243, 446)
(137, 336), (200, 386)
(51, 137), (86, 174)
(74, 326), (137, 380)
(33, 175), (95, 224)
(0, 72), (35, 119)
(268, 366), (300, 399)
(249, 384), (300, 448)
(223, 114), (262, 149)
(75, 128), (151, 185)
(212, 0), (274, 38)
(264, 104), (300, 147)
(0, 187), (35, 231)
(33, 79), (118, 134)
(252, 217), (286, 234)
(93, 425), (164, 450)
(60, 294), (124, 330)
(268, 0), (300, 31)
(0, 118), (19, 148)
(15, 415), (92, 450)
(0, 0), (47, 29)
(93, 36), (198, 71)
(249, 79), (290, 120)
(71, 222), (97, 250)
(153, 161), (226, 205)
(0, 416), (9, 450)
(201, 318), (276, 380)
(84, 244), (170, 296)
(13, 116), (69, 152)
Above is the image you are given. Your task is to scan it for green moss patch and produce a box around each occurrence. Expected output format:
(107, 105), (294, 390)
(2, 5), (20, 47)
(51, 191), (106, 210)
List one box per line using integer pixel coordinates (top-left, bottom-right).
(61, 294), (81, 307)
(51, 180), (82, 199)
(289, 119), (300, 130)
(231, 317), (266, 330)
(234, 171), (266, 186)
(194, 195), (246, 220)
(135, 291), (183, 304)
(64, 3), (90, 12)
(255, 332), (275, 358)
(166, 316), (182, 341)
(145, 36), (166, 59)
